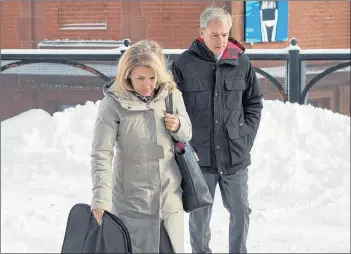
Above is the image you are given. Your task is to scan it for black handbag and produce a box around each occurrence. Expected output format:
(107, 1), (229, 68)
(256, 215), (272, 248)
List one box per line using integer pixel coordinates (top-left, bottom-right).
(61, 203), (132, 253)
(165, 93), (213, 213)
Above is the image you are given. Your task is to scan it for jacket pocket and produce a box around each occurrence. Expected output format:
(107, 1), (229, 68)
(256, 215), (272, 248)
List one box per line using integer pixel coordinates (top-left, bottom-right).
(122, 164), (158, 216)
(191, 127), (211, 167)
(226, 122), (252, 166)
(182, 79), (209, 111)
(225, 78), (246, 110)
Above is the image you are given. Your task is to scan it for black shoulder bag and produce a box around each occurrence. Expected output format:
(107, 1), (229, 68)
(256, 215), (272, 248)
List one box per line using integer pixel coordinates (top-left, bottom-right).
(165, 93), (213, 213)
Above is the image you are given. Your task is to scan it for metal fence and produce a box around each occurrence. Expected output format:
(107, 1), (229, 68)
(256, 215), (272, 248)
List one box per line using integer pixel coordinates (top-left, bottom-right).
(1, 38), (350, 120)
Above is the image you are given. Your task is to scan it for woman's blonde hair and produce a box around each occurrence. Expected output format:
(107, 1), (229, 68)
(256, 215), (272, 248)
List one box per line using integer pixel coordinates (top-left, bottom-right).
(114, 40), (176, 94)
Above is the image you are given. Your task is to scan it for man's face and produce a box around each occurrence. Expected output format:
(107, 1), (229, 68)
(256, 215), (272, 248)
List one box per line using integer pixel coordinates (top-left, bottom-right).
(200, 19), (230, 57)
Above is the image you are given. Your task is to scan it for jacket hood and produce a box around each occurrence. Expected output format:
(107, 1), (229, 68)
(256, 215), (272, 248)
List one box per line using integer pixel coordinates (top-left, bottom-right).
(188, 36), (245, 63)
(102, 79), (171, 105)
(102, 79), (115, 96)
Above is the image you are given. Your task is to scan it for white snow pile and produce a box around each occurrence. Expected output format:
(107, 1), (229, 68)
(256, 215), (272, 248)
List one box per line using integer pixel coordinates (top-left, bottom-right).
(1, 99), (350, 253)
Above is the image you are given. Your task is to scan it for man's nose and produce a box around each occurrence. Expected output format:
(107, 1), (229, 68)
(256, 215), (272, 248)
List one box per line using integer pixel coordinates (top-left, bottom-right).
(219, 36), (225, 46)
(218, 36), (224, 45)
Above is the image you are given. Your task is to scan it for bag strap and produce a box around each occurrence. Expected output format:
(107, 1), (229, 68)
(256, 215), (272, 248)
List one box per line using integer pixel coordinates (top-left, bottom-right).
(164, 93), (188, 152)
(165, 93), (173, 114)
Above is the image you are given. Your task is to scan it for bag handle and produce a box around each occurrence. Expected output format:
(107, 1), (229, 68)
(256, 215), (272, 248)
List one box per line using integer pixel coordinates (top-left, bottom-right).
(165, 93), (173, 114)
(165, 92), (187, 153)
(165, 92), (197, 156)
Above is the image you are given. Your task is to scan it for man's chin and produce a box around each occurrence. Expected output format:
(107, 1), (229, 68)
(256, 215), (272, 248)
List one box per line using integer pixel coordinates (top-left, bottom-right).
(213, 50), (223, 57)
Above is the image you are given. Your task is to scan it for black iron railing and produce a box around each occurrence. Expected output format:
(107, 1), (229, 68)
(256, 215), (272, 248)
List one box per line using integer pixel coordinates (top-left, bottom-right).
(1, 38), (350, 105)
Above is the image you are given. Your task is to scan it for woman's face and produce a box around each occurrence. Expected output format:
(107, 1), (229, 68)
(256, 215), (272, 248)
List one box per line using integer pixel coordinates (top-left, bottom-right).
(129, 65), (157, 97)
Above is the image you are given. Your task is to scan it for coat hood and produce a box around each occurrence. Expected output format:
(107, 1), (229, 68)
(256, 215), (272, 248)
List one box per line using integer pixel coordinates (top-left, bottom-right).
(102, 79), (171, 107)
(188, 36), (245, 63)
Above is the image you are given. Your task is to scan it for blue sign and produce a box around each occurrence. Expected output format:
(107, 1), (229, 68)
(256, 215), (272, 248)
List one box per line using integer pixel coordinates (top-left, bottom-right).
(245, 1), (289, 43)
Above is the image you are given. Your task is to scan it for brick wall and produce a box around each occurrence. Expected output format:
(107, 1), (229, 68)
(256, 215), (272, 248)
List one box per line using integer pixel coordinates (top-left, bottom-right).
(1, 1), (349, 49)
(234, 1), (351, 49)
(42, 2), (122, 42)
(1, 1), (22, 48)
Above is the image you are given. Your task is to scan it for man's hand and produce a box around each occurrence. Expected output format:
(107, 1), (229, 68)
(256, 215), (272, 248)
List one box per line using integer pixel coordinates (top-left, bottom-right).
(164, 112), (180, 132)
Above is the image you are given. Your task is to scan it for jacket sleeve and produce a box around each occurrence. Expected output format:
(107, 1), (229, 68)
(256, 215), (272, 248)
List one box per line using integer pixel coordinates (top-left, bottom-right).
(169, 89), (192, 142)
(90, 96), (119, 212)
(171, 61), (184, 92)
(243, 61), (263, 140)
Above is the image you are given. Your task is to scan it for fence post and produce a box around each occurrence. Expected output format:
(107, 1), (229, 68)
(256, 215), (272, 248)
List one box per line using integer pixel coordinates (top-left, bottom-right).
(120, 39), (131, 55)
(287, 38), (302, 104)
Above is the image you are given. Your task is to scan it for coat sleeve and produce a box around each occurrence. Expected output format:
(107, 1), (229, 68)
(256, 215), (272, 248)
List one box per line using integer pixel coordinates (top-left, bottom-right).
(90, 96), (119, 211)
(243, 60), (263, 140)
(169, 89), (192, 142)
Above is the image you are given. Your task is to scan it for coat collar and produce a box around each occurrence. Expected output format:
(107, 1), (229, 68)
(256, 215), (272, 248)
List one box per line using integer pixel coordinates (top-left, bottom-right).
(103, 80), (171, 111)
(189, 36), (245, 66)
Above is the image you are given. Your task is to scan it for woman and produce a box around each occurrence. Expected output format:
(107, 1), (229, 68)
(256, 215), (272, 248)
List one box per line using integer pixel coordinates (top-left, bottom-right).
(90, 40), (192, 253)
(260, 0), (278, 42)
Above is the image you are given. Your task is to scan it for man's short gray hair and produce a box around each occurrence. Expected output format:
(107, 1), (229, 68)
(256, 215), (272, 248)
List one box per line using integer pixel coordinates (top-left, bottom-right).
(200, 6), (232, 29)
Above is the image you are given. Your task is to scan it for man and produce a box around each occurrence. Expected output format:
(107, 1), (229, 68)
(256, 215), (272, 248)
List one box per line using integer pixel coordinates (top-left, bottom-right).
(171, 6), (263, 254)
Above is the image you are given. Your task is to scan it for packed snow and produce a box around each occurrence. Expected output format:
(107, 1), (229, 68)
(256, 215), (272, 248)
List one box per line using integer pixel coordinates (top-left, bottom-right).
(1, 99), (350, 253)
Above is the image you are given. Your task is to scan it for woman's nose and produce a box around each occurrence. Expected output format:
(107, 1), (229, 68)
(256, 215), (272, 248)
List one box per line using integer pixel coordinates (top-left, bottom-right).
(144, 79), (153, 86)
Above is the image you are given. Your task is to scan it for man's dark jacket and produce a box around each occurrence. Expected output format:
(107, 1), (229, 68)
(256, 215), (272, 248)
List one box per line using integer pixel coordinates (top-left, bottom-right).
(171, 37), (263, 175)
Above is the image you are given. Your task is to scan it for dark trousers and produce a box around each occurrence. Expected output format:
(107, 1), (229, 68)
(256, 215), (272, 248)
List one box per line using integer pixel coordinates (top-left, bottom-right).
(159, 220), (175, 253)
(189, 168), (251, 253)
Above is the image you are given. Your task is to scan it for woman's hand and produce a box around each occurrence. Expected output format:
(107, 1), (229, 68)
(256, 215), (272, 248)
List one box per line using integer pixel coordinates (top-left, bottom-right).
(164, 112), (180, 132)
(194, 152), (199, 161)
(92, 208), (104, 225)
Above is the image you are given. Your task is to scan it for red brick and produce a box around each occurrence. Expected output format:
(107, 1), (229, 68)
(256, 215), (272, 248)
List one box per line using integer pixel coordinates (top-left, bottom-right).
(1, 1), (349, 49)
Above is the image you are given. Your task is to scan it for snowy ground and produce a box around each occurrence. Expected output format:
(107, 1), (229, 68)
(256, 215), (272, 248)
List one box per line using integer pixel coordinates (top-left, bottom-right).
(1, 99), (350, 253)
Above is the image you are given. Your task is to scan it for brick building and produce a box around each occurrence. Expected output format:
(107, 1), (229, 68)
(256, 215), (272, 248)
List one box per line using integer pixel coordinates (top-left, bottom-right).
(0, 1), (350, 120)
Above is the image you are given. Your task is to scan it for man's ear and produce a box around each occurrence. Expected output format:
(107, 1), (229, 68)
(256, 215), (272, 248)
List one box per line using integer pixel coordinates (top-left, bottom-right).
(198, 28), (204, 38)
